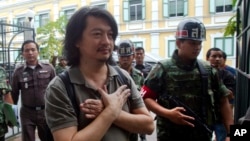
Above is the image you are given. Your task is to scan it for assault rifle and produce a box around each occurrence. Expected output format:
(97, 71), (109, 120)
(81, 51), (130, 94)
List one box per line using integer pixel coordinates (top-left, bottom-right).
(162, 94), (213, 134)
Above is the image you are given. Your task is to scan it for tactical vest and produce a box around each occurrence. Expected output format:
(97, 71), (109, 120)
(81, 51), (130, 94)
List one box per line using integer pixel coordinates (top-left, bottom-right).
(157, 59), (216, 126)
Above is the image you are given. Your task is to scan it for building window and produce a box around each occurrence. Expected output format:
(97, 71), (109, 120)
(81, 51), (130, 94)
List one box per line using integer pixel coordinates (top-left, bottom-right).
(168, 40), (176, 57)
(0, 18), (7, 23)
(39, 13), (49, 27)
(92, 4), (106, 9)
(214, 37), (234, 56)
(130, 0), (142, 21)
(17, 17), (26, 26)
(34, 13), (49, 28)
(59, 8), (75, 20)
(210, 0), (232, 13)
(169, 0), (184, 17)
(163, 0), (187, 18)
(13, 17), (26, 32)
(123, 0), (145, 22)
(64, 9), (75, 20)
(0, 18), (7, 33)
(133, 41), (143, 48)
(216, 0), (232, 12)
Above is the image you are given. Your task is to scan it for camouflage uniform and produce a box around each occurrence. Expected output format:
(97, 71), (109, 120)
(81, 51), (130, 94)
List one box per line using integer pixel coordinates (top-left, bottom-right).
(55, 64), (67, 75)
(143, 50), (229, 141)
(117, 39), (145, 141)
(0, 67), (12, 139)
(130, 68), (144, 91)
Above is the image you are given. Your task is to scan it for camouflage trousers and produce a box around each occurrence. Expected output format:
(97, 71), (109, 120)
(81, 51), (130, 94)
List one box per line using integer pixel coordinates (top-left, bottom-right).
(0, 106), (8, 138)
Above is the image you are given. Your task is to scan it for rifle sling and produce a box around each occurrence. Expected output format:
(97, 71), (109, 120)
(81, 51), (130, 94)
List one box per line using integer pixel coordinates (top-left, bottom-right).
(197, 61), (209, 123)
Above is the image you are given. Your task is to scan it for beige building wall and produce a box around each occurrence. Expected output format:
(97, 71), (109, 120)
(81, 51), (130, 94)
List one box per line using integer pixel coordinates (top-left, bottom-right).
(0, 0), (236, 67)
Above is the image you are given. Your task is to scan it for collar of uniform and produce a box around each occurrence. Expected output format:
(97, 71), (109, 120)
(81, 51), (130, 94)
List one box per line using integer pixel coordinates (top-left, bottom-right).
(131, 67), (139, 76)
(172, 49), (197, 71)
(68, 65), (119, 85)
(135, 63), (145, 69)
(22, 61), (43, 71)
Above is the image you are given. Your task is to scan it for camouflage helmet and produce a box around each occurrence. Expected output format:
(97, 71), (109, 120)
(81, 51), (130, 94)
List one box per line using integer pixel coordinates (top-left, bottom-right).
(117, 39), (134, 57)
(175, 18), (206, 41)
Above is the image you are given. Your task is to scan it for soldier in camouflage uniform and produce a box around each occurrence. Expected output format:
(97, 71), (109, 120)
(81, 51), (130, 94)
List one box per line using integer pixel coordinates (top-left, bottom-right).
(55, 56), (68, 75)
(0, 66), (13, 141)
(117, 40), (144, 141)
(117, 40), (144, 90)
(140, 18), (233, 141)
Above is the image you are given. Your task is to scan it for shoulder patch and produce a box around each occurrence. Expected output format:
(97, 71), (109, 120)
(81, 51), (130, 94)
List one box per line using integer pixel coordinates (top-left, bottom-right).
(158, 59), (172, 70)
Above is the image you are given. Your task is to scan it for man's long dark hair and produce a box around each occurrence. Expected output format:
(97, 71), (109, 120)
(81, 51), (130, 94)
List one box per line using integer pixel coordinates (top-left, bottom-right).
(63, 6), (118, 66)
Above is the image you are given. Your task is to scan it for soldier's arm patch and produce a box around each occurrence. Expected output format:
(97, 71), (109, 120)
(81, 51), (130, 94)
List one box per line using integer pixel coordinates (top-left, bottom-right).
(141, 85), (157, 100)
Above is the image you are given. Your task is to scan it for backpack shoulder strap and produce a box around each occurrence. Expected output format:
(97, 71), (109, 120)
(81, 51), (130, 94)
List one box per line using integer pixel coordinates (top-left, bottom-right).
(58, 71), (79, 118)
(113, 66), (132, 100)
(113, 66), (130, 88)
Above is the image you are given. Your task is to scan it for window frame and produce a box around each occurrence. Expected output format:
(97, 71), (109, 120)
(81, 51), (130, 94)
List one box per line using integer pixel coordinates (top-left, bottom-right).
(214, 37), (234, 56)
(39, 13), (49, 27)
(210, 0), (233, 14)
(167, 40), (176, 57)
(91, 3), (107, 9)
(64, 9), (75, 20)
(133, 41), (143, 48)
(123, 0), (145, 22)
(129, 0), (142, 21)
(34, 12), (50, 28)
(163, 0), (188, 18)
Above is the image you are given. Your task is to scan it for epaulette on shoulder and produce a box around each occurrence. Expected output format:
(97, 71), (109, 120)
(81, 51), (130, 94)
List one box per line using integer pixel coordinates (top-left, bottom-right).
(158, 59), (172, 70)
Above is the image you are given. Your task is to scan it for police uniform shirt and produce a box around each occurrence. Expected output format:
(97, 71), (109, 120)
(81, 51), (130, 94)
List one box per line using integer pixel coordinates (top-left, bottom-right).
(11, 62), (56, 106)
(134, 63), (152, 78)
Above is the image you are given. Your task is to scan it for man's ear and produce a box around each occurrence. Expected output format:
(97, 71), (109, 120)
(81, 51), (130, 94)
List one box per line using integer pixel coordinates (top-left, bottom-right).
(176, 39), (181, 49)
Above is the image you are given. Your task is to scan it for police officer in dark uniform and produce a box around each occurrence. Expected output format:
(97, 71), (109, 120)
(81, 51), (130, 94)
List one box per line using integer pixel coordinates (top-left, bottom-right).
(134, 47), (152, 78)
(117, 40), (145, 141)
(11, 40), (56, 141)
